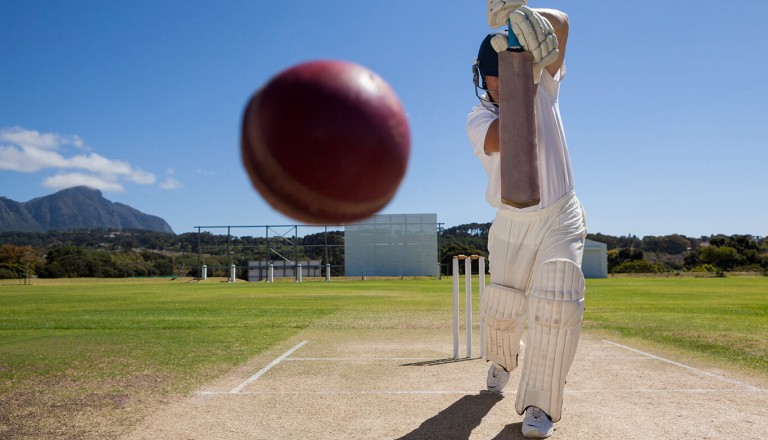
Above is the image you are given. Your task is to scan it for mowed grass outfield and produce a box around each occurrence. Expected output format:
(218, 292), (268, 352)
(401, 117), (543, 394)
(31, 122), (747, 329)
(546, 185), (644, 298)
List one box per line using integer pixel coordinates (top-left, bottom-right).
(1, 276), (767, 438)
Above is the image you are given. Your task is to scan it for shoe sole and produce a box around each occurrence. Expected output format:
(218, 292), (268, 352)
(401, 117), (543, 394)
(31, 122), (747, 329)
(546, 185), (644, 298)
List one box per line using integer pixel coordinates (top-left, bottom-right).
(522, 429), (553, 439)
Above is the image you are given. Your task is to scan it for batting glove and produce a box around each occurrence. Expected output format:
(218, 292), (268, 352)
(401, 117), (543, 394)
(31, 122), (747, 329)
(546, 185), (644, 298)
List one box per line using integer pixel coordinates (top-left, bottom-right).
(509, 6), (559, 78)
(488, 32), (550, 85)
(487, 0), (528, 28)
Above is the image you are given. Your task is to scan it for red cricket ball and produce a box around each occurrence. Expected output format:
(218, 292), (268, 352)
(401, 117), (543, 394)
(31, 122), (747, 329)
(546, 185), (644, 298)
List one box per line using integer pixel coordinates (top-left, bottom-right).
(241, 60), (410, 224)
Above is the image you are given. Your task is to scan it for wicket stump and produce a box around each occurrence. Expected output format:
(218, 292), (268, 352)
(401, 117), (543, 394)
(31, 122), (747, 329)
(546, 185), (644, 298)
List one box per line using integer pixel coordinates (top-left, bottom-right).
(452, 254), (485, 359)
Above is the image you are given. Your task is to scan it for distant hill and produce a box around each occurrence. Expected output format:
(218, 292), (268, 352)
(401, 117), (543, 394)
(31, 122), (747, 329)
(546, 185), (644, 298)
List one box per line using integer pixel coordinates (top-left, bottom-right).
(0, 186), (174, 234)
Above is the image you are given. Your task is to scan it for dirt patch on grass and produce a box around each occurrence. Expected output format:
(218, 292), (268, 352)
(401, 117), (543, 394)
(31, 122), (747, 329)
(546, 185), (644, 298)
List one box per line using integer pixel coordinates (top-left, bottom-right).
(0, 372), (175, 440)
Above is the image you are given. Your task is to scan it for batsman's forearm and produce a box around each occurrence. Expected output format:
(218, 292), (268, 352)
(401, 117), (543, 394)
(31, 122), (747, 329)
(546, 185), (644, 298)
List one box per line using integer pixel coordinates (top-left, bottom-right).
(535, 9), (569, 75)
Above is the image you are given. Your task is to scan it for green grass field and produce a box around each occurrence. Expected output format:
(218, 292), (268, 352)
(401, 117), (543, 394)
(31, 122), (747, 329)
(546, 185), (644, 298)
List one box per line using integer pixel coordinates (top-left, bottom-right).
(0, 276), (766, 438)
(584, 276), (768, 372)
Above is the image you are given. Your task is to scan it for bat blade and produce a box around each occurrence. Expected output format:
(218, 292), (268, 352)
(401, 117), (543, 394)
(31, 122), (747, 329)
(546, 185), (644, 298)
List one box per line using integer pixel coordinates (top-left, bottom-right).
(499, 49), (539, 209)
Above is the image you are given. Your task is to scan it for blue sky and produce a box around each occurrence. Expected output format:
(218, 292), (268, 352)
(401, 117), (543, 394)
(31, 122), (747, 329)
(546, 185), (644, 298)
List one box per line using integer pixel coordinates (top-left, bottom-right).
(1, 1), (766, 238)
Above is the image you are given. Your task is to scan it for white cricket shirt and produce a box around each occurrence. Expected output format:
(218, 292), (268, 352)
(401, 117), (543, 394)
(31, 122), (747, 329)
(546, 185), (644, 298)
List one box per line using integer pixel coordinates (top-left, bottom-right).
(466, 67), (574, 212)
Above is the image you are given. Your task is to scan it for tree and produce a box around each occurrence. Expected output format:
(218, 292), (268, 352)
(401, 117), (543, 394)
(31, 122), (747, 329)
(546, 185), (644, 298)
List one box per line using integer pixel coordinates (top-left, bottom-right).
(608, 247), (644, 272)
(3, 227), (765, 278)
(617, 235), (642, 249)
(700, 245), (739, 272)
(587, 233), (619, 249)
(301, 230), (344, 270)
(613, 260), (665, 273)
(40, 245), (86, 278)
(684, 249), (701, 269)
(0, 244), (44, 278)
(442, 223), (490, 238)
(440, 243), (486, 275)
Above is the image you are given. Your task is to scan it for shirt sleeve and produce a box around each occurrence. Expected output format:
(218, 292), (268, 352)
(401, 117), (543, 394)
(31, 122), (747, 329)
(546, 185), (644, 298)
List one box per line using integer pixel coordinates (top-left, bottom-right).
(466, 104), (498, 159)
(466, 104), (502, 207)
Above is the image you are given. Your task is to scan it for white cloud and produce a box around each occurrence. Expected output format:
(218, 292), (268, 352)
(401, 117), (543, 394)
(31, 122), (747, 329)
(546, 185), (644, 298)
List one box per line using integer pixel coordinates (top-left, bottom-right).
(158, 168), (182, 190)
(43, 172), (125, 192)
(0, 126), (83, 151)
(159, 177), (183, 190)
(129, 169), (157, 185)
(0, 126), (161, 192)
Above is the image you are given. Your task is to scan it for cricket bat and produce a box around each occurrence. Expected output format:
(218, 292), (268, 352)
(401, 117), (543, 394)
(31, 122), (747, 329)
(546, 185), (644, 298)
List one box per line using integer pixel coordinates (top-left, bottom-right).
(499, 30), (539, 208)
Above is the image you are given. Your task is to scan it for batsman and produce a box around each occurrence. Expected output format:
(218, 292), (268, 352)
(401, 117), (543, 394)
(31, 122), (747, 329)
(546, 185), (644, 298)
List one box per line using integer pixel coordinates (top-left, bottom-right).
(466, 1), (586, 438)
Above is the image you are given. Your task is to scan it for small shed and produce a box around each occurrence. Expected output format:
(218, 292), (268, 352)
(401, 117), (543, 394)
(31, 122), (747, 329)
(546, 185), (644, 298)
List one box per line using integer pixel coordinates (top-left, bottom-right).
(582, 239), (608, 278)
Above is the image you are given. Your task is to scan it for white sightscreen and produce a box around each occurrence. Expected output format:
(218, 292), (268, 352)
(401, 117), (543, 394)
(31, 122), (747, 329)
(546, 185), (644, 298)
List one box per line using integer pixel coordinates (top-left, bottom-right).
(344, 214), (438, 277)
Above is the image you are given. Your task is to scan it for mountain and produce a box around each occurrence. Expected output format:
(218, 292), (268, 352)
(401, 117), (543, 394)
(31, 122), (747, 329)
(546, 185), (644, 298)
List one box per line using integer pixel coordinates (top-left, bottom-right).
(0, 187), (174, 234)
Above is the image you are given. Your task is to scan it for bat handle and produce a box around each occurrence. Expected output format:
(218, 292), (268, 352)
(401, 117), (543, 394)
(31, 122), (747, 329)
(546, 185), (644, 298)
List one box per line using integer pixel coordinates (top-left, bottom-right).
(507, 19), (522, 49)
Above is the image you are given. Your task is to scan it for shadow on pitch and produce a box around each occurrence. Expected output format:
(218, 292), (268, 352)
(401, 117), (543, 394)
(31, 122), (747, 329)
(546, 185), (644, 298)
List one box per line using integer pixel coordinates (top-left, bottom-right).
(396, 391), (505, 440)
(491, 423), (533, 440)
(399, 357), (479, 367)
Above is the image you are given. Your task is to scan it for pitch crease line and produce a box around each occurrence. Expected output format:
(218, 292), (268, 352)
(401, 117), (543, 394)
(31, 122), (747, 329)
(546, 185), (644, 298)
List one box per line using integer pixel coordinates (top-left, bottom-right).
(197, 388), (767, 397)
(229, 340), (308, 394)
(602, 340), (761, 391)
(213, 390), (483, 396)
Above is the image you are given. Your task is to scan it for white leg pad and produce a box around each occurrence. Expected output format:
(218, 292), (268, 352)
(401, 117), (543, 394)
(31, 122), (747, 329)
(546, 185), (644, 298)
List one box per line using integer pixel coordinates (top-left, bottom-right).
(482, 283), (527, 371)
(515, 259), (585, 422)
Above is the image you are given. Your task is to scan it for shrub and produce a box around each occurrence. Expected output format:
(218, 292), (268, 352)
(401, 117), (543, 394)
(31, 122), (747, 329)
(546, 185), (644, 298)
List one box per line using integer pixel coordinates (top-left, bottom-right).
(733, 264), (765, 273)
(690, 264), (717, 273)
(612, 260), (666, 273)
(0, 267), (19, 279)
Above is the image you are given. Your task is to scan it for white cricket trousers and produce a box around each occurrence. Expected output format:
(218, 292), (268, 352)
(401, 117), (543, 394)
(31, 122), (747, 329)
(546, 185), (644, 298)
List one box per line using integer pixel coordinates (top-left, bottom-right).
(488, 191), (586, 288)
(484, 190), (587, 422)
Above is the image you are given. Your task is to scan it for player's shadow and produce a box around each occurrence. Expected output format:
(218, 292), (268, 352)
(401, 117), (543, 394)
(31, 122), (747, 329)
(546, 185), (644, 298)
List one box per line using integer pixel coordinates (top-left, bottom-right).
(399, 357), (477, 367)
(396, 391), (509, 440)
(490, 423), (529, 440)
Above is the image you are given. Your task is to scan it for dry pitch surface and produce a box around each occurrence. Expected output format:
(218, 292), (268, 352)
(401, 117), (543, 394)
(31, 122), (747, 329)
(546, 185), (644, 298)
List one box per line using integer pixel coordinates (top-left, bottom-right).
(122, 329), (767, 439)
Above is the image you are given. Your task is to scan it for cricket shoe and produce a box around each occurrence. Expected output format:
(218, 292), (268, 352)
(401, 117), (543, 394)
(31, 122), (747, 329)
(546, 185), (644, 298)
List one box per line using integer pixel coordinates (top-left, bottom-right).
(486, 363), (509, 393)
(522, 406), (554, 439)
